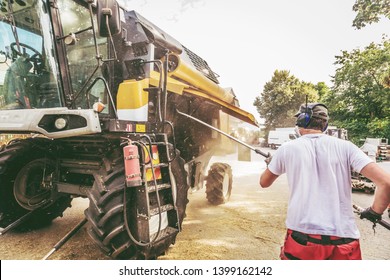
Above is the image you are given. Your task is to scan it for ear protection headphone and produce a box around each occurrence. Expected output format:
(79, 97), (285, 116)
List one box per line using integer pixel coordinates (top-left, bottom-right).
(296, 103), (328, 131)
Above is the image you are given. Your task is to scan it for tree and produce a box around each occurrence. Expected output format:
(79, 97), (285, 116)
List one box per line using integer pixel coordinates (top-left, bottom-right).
(253, 70), (318, 134)
(352, 0), (390, 29)
(331, 38), (390, 143)
(315, 82), (331, 100)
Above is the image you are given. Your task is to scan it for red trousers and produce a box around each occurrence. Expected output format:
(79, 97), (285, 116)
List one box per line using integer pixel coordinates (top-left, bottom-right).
(280, 229), (362, 260)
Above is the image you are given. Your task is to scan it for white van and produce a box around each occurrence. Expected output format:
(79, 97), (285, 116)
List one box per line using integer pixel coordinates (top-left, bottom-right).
(268, 130), (298, 149)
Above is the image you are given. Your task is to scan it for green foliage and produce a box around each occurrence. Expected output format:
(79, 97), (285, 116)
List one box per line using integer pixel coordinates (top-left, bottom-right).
(367, 117), (390, 137)
(253, 70), (319, 133)
(315, 82), (331, 100)
(330, 38), (390, 144)
(352, 0), (390, 29)
(254, 1), (390, 143)
(254, 38), (390, 144)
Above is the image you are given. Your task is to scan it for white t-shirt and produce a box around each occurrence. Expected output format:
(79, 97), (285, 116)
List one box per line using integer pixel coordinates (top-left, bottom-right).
(268, 133), (373, 239)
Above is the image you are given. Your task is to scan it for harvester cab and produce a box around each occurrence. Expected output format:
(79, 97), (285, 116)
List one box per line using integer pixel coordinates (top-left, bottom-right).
(0, 0), (263, 259)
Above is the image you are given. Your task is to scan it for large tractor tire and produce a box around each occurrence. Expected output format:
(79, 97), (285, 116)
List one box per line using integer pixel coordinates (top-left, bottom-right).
(205, 162), (233, 205)
(85, 150), (189, 259)
(0, 139), (72, 230)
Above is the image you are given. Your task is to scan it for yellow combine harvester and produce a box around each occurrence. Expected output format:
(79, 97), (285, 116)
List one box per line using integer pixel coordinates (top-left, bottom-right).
(0, 0), (261, 259)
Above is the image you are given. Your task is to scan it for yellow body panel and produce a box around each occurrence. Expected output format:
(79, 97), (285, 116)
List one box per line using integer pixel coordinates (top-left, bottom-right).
(153, 69), (257, 126)
(115, 66), (257, 127)
(166, 54), (235, 104)
(185, 88), (257, 127)
(149, 71), (188, 94)
(117, 79), (149, 109)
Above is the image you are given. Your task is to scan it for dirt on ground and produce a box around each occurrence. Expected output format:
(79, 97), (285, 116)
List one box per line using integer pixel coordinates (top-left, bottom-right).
(0, 150), (389, 260)
(0, 174), (289, 260)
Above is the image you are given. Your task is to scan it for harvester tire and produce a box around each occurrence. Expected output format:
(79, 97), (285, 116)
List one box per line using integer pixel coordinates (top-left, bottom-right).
(0, 139), (72, 230)
(205, 162), (233, 205)
(85, 150), (189, 260)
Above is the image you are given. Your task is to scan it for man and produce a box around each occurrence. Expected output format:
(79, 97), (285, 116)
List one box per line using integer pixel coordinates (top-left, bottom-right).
(260, 103), (390, 260)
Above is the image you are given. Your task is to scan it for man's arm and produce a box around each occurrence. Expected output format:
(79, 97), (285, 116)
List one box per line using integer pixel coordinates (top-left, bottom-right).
(360, 162), (390, 214)
(260, 168), (279, 188)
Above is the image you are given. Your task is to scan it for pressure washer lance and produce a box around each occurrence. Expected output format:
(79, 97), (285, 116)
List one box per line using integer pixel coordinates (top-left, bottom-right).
(0, 206), (43, 236)
(176, 109), (271, 158)
(353, 204), (390, 231)
(42, 217), (88, 260)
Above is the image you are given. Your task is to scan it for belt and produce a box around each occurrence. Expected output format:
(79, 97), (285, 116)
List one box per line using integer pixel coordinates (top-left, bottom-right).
(291, 230), (357, 246)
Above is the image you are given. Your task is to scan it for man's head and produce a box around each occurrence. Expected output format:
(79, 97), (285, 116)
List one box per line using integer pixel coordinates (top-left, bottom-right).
(295, 103), (329, 132)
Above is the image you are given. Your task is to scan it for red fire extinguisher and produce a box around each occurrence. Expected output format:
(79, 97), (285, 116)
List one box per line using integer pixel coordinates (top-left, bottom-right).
(123, 141), (142, 187)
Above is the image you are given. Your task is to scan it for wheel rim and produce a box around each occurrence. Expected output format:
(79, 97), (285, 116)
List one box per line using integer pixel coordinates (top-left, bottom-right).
(14, 159), (55, 210)
(222, 173), (230, 197)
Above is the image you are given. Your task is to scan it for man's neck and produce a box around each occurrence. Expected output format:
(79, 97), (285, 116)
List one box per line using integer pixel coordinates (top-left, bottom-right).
(299, 128), (323, 135)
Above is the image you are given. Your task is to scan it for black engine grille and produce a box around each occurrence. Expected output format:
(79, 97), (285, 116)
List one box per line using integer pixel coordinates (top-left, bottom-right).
(183, 46), (220, 84)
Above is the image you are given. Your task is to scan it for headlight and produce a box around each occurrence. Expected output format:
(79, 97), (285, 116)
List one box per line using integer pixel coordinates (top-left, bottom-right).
(54, 117), (67, 130)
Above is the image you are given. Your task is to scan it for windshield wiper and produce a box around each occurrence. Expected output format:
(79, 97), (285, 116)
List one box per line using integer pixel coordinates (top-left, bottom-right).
(56, 26), (93, 42)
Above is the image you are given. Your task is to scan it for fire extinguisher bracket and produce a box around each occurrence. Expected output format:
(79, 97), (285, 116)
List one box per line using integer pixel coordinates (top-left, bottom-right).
(125, 155), (140, 160)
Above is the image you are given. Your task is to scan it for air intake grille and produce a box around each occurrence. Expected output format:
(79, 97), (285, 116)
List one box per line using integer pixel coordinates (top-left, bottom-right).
(183, 46), (220, 84)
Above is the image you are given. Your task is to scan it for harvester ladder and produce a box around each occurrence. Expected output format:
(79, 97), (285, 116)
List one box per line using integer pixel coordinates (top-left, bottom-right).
(134, 133), (179, 246)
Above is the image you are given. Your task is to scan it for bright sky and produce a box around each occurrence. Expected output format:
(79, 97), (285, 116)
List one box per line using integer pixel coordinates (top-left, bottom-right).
(119, 0), (389, 121)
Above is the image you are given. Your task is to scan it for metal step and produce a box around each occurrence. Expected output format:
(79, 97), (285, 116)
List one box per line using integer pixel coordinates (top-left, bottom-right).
(147, 183), (172, 193)
(150, 204), (174, 216)
(149, 226), (179, 243)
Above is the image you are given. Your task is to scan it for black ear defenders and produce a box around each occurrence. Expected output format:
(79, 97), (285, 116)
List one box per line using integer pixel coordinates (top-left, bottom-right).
(296, 108), (313, 128)
(295, 103), (328, 131)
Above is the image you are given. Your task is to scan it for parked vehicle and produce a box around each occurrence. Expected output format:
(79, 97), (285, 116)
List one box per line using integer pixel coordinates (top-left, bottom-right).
(326, 126), (348, 140)
(267, 130), (297, 149)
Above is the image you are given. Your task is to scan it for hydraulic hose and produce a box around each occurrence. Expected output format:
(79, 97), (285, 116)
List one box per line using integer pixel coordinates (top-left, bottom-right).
(122, 138), (163, 247)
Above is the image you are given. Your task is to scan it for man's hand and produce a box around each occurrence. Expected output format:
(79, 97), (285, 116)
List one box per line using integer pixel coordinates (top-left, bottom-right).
(264, 155), (272, 167)
(360, 207), (382, 223)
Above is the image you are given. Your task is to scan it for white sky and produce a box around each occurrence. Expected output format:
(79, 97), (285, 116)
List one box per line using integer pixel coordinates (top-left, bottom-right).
(119, 0), (389, 120)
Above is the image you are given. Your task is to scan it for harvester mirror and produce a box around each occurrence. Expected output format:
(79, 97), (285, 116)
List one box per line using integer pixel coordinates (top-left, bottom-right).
(96, 0), (121, 37)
